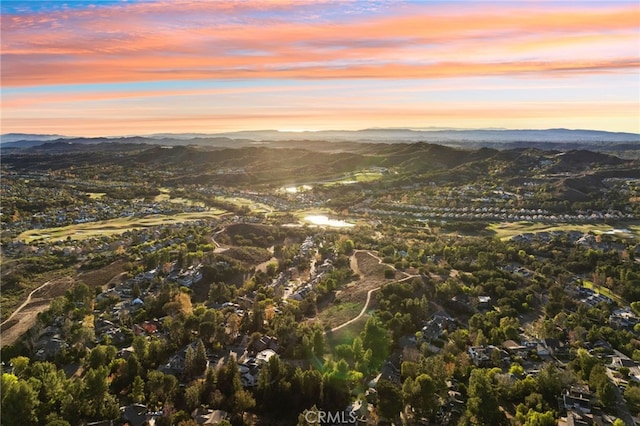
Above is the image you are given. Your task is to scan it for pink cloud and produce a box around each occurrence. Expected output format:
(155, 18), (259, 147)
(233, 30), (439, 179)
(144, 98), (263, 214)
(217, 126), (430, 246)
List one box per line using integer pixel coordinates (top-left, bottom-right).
(2, 1), (639, 87)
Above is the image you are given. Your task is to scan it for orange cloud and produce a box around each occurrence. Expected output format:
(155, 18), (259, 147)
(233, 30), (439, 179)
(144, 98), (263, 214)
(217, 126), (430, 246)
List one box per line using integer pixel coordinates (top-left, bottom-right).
(4, 100), (637, 136)
(2, 1), (638, 87)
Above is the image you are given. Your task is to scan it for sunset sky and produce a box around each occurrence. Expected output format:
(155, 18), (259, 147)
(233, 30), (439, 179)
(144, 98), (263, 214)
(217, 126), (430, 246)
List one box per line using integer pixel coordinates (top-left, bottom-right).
(2, 0), (639, 137)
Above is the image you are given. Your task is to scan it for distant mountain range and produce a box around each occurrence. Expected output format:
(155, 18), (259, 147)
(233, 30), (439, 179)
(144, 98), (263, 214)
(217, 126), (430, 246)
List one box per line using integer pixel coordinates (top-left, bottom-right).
(1, 133), (72, 143)
(160, 128), (640, 143)
(2, 128), (638, 151)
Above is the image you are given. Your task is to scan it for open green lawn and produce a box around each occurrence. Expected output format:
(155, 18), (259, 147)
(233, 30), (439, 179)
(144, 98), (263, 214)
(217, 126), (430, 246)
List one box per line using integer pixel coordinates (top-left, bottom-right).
(489, 221), (640, 241)
(580, 280), (626, 305)
(215, 196), (273, 214)
(325, 311), (372, 348)
(321, 171), (383, 186)
(317, 301), (362, 329)
(18, 210), (226, 243)
(154, 188), (205, 206)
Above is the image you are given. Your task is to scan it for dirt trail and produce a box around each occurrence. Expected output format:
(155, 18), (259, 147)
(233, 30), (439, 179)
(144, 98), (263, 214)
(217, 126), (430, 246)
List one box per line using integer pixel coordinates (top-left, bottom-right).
(327, 250), (418, 334)
(1, 261), (127, 348)
(1, 277), (74, 347)
(330, 286), (380, 332)
(1, 281), (54, 328)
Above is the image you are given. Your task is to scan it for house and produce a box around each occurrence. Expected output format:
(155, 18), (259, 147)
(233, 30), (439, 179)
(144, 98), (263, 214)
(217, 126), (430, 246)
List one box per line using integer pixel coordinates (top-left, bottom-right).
(345, 400), (369, 424)
(477, 296), (492, 310)
(238, 364), (258, 387)
(468, 346), (492, 367)
(161, 340), (210, 377)
(95, 319), (116, 334)
(609, 308), (639, 331)
(34, 338), (68, 361)
(256, 349), (276, 365)
(253, 335), (279, 353)
(191, 408), (229, 425)
(121, 404), (162, 426)
(543, 338), (566, 357)
(502, 340), (530, 359)
(177, 275), (193, 287)
(316, 259), (334, 274)
(561, 385), (592, 415)
(379, 352), (402, 384)
(160, 352), (186, 376)
(421, 321), (443, 342)
(447, 294), (473, 313)
(561, 411), (592, 426)
(610, 351), (640, 383)
(536, 342), (550, 357)
(468, 345), (509, 367)
(133, 320), (159, 336)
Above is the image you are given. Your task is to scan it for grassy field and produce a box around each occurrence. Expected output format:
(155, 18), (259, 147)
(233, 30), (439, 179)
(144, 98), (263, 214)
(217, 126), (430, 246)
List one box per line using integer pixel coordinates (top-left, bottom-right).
(215, 196), (274, 214)
(154, 188), (205, 206)
(0, 268), (75, 323)
(317, 301), (362, 329)
(18, 210), (226, 243)
(325, 311), (372, 348)
(580, 280), (626, 305)
(489, 221), (640, 241)
(321, 171), (383, 186)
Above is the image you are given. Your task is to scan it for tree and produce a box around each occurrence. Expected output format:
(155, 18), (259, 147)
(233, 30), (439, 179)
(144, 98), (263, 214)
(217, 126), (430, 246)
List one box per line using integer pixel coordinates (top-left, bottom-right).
(231, 389), (256, 419)
(147, 370), (178, 408)
(30, 362), (69, 420)
(402, 373), (437, 419)
(132, 335), (149, 362)
(625, 386), (640, 415)
(574, 348), (598, 380)
(131, 376), (145, 404)
(84, 366), (112, 419)
(302, 369), (323, 409)
(298, 404), (321, 426)
(87, 345), (109, 369)
(509, 363), (525, 377)
(337, 238), (355, 255)
(185, 346), (196, 378)
(10, 356), (30, 378)
(60, 378), (87, 424)
(193, 339), (208, 375)
(44, 419), (71, 426)
(1, 376), (39, 426)
(536, 363), (568, 406)
(216, 357), (243, 411)
(312, 329), (325, 357)
(376, 379), (403, 423)
(321, 360), (351, 411)
(523, 410), (556, 426)
(361, 317), (391, 370)
(466, 368), (503, 425)
(184, 381), (203, 412)
(121, 353), (142, 389)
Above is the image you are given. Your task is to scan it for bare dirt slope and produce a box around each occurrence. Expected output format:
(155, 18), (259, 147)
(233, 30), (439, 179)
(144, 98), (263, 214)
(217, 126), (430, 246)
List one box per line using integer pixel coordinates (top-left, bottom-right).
(1, 260), (128, 348)
(1, 276), (74, 347)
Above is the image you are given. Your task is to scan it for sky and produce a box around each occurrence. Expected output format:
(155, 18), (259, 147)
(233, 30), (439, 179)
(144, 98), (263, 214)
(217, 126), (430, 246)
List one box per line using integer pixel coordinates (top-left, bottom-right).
(1, 0), (639, 137)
